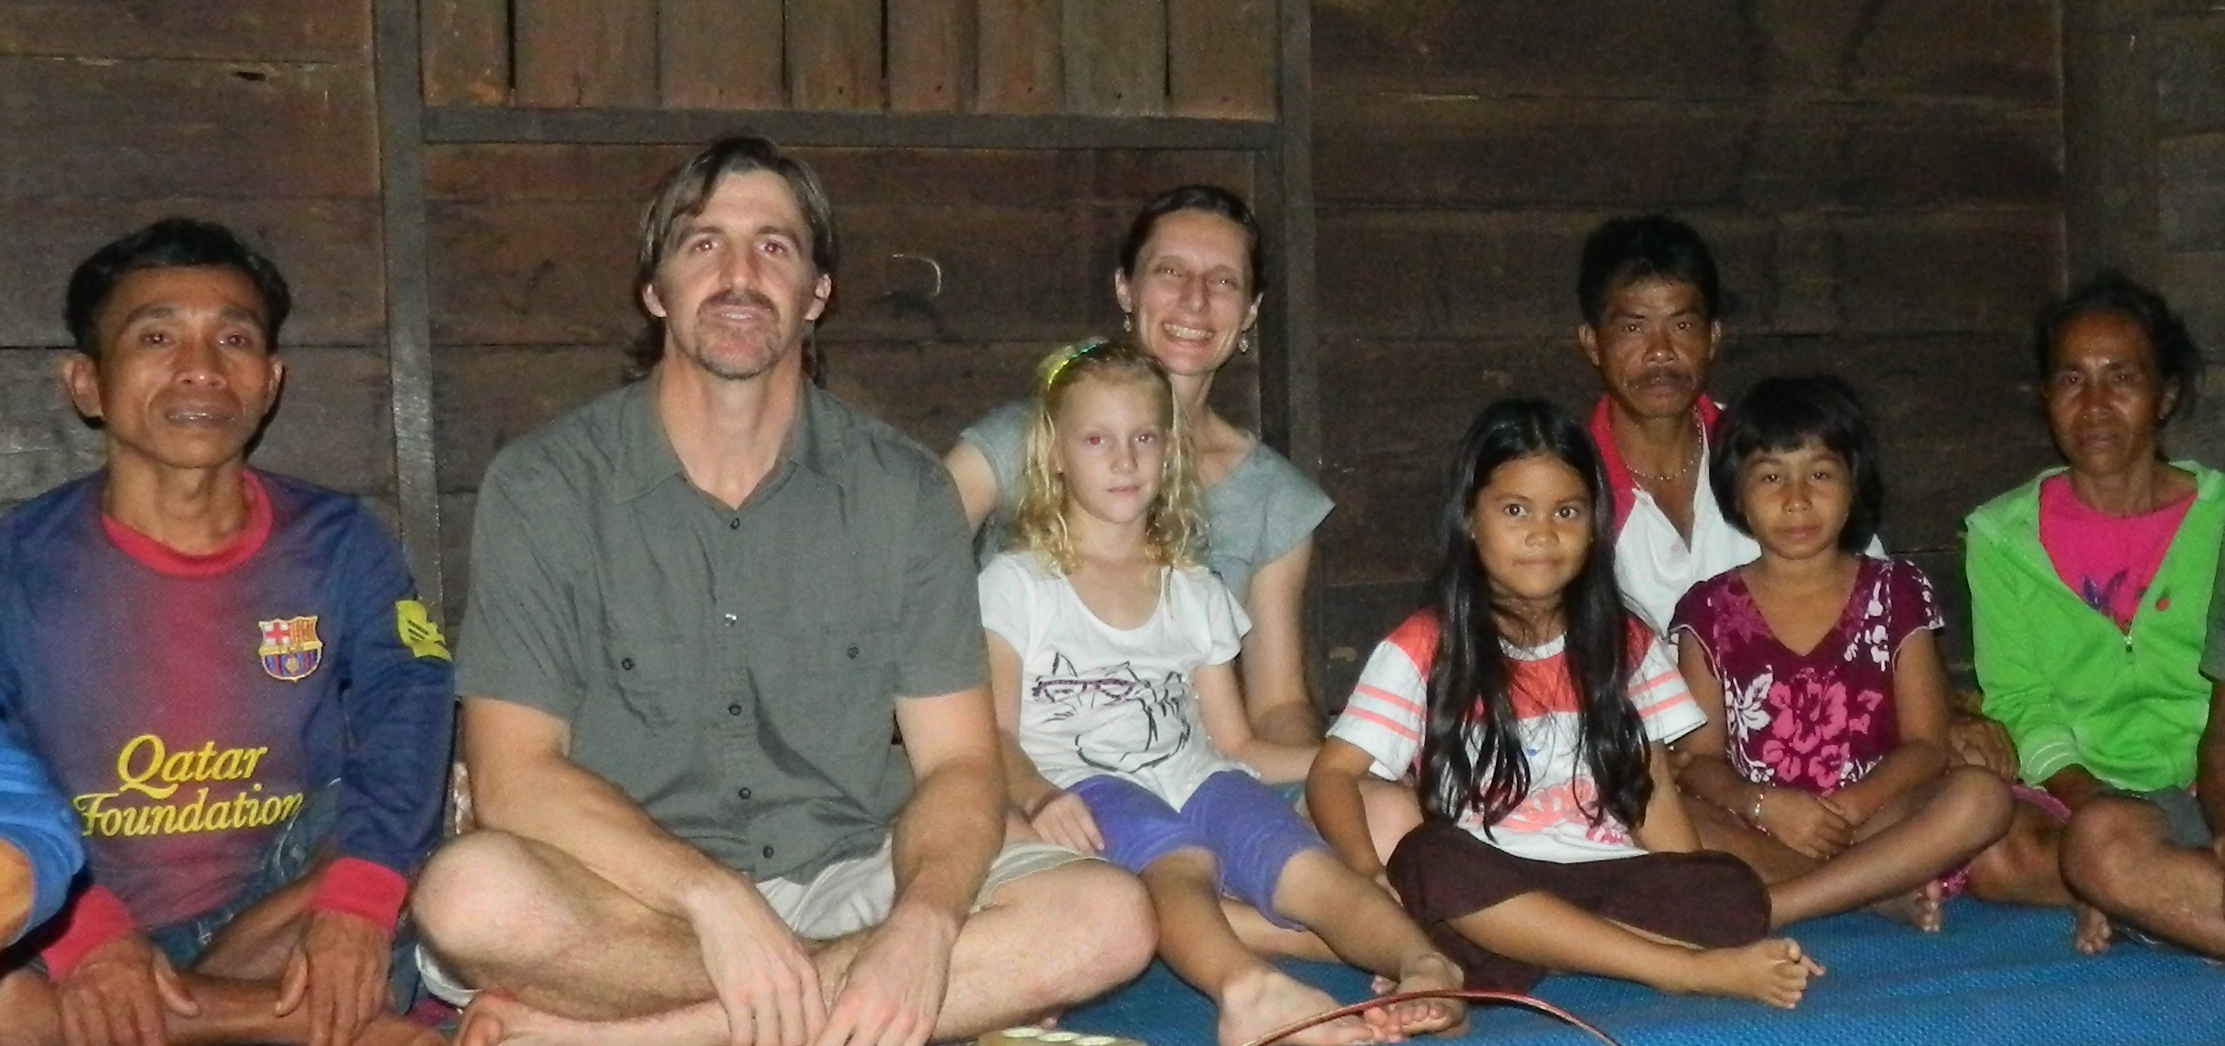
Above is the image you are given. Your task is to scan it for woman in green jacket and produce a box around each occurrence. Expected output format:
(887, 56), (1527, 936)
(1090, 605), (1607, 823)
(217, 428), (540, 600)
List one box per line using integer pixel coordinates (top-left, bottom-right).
(1962, 272), (2225, 958)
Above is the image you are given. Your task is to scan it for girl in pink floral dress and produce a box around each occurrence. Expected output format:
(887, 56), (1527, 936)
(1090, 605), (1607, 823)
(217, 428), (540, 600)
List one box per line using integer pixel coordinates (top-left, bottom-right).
(1670, 377), (2013, 931)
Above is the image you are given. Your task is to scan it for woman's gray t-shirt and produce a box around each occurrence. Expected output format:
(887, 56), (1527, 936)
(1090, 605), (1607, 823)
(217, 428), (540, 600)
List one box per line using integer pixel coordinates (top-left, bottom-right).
(959, 400), (1334, 605)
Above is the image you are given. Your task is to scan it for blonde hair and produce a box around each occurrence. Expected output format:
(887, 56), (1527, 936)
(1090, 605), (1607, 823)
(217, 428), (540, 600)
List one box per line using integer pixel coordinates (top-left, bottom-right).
(1011, 338), (1205, 574)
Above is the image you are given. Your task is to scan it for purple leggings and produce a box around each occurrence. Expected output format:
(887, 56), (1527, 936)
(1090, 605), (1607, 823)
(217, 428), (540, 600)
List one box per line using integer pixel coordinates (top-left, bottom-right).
(1070, 770), (1327, 928)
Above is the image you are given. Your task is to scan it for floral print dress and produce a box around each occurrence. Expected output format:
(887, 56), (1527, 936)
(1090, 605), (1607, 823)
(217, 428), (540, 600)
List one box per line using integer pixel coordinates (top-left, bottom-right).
(1669, 557), (1943, 794)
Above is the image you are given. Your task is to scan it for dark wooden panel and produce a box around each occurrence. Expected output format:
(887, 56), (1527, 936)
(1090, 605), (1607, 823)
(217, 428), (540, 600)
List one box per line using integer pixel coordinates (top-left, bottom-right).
(1314, 96), (1750, 209)
(2161, 133), (2225, 252)
(427, 143), (690, 200)
(421, 0), (509, 105)
(660, 0), (784, 109)
(512, 0), (656, 108)
(1850, 0), (2059, 104)
(380, 0), (447, 612)
(0, 200), (384, 349)
(2156, 14), (2225, 134)
(1169, 0), (1275, 118)
(787, 0), (885, 111)
(0, 57), (376, 200)
(422, 106), (1276, 150)
(1314, 0), (1758, 101)
(977, 0), (1062, 114)
(889, 0), (977, 112)
(434, 345), (628, 492)
(1063, 0), (1165, 115)
(0, 1), (363, 63)
(428, 199), (643, 346)
(1315, 578), (1425, 708)
(254, 347), (395, 497)
(0, 348), (102, 505)
(1831, 212), (2062, 335)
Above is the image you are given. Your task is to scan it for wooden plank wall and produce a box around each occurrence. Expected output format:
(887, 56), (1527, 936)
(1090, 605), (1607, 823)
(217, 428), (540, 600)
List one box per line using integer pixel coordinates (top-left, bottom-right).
(420, 0), (1281, 120)
(1309, 0), (2068, 697)
(2063, 0), (2225, 470)
(0, 3), (392, 517)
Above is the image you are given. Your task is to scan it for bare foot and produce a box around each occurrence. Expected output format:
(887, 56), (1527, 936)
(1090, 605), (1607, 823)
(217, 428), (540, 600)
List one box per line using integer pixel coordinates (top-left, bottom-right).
(352, 1015), (447, 1046)
(2072, 904), (2113, 955)
(1217, 966), (1380, 1046)
(1867, 881), (1947, 933)
(1358, 951), (1463, 1039)
(1675, 939), (1823, 1009)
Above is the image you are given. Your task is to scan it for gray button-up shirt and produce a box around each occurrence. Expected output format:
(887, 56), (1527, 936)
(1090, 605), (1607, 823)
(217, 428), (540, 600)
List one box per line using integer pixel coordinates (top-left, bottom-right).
(457, 378), (986, 881)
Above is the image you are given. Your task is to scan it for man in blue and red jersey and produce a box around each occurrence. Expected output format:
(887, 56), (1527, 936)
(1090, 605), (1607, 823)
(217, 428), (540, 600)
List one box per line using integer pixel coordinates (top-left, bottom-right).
(0, 219), (450, 1046)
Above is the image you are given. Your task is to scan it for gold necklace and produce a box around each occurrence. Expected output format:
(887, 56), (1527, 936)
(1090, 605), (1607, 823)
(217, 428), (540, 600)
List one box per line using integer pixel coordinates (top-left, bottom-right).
(1625, 411), (1704, 486)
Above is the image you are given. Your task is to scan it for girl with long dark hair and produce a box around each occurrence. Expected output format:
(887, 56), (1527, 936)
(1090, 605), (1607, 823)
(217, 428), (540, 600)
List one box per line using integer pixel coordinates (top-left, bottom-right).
(1308, 399), (1820, 1006)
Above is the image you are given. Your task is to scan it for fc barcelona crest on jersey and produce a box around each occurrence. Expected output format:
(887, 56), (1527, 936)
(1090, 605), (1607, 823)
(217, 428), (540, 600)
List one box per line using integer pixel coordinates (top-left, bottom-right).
(257, 616), (324, 682)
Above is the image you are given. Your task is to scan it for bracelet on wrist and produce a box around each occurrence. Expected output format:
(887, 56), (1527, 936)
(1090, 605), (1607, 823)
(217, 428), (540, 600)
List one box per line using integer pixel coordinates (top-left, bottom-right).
(1746, 787), (1768, 829)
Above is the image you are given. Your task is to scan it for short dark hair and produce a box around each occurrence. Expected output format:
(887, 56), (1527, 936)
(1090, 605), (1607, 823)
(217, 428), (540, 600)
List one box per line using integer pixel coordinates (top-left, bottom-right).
(629, 134), (837, 379)
(1576, 214), (1721, 326)
(1117, 185), (1267, 297)
(1711, 375), (1884, 553)
(64, 218), (291, 357)
(2031, 271), (2202, 423)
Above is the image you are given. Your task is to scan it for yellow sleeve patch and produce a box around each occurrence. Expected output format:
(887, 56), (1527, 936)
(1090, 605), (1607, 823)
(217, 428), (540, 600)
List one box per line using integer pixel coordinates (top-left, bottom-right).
(396, 600), (451, 661)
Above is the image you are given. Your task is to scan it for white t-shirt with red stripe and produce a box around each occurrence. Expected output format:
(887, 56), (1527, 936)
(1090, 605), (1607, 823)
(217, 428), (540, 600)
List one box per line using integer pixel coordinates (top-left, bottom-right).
(1329, 610), (1704, 863)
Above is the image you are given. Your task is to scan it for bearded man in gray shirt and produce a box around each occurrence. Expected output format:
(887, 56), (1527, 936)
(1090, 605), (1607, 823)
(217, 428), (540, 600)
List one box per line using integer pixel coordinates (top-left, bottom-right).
(409, 135), (1153, 1046)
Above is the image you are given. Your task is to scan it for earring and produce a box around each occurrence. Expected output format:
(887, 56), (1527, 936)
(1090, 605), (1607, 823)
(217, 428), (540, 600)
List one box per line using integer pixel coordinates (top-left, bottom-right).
(1236, 331), (1253, 355)
(1122, 313), (1134, 333)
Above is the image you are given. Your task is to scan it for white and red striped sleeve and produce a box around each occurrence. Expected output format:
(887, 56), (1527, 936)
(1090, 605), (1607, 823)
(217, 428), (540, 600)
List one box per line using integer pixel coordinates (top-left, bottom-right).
(1627, 625), (1704, 744)
(1328, 611), (1440, 780)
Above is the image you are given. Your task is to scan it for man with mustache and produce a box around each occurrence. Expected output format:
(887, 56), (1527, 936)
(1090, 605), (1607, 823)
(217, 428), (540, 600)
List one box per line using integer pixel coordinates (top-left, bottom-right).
(1576, 214), (1756, 635)
(0, 219), (453, 1046)
(407, 135), (1153, 1046)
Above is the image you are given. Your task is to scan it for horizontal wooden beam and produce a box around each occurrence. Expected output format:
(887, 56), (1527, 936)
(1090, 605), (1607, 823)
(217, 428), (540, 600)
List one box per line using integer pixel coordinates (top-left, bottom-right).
(423, 105), (1278, 150)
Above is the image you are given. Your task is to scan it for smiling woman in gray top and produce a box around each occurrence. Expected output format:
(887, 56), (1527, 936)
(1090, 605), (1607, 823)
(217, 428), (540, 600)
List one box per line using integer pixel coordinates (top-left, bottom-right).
(946, 186), (1333, 765)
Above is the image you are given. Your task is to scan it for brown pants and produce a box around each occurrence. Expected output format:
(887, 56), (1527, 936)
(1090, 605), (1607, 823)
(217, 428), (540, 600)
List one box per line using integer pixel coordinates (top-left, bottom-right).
(1387, 819), (1770, 992)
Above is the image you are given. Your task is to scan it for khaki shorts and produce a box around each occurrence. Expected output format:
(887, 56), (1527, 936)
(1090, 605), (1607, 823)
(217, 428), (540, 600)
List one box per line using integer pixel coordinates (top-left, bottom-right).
(419, 839), (1084, 1005)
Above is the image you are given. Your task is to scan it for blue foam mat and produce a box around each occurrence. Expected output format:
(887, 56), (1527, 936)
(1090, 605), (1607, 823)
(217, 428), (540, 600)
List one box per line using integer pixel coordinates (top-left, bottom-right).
(1059, 901), (2225, 1046)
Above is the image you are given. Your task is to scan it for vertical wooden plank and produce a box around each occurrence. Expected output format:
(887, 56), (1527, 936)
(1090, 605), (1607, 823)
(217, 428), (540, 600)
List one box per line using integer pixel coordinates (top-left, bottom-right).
(1063, 0), (1167, 115)
(512, 0), (657, 108)
(660, 0), (785, 108)
(977, 0), (1062, 113)
(1260, 0), (1317, 479)
(2063, 0), (2161, 283)
(889, 0), (977, 112)
(421, 0), (509, 105)
(1168, 0), (1275, 119)
(787, 0), (886, 111)
(375, 0), (445, 614)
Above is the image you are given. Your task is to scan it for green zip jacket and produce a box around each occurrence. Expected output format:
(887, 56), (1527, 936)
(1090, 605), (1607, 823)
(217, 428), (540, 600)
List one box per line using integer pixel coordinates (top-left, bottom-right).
(1967, 463), (2224, 792)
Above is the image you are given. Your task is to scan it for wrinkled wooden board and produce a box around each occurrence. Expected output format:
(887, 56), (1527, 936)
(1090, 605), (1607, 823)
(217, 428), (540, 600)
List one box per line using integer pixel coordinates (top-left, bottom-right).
(977, 0), (1062, 113)
(660, 0), (785, 109)
(1169, 0), (1275, 119)
(512, 0), (655, 107)
(421, 0), (509, 105)
(788, 0), (886, 111)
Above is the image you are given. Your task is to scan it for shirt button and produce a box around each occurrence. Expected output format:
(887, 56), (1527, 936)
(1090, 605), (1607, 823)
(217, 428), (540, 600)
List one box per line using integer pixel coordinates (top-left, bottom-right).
(845, 645), (860, 659)
(620, 658), (635, 671)
(737, 787), (752, 800)
(763, 845), (775, 859)
(728, 518), (741, 530)
(727, 703), (743, 716)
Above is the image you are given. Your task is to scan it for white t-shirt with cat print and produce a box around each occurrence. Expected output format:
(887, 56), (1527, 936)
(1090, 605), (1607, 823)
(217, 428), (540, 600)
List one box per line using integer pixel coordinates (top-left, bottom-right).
(980, 552), (1251, 807)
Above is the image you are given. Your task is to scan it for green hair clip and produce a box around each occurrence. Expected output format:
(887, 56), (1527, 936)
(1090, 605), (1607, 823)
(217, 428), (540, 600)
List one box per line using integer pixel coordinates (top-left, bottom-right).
(1042, 336), (1112, 390)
